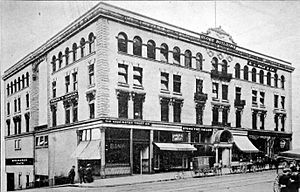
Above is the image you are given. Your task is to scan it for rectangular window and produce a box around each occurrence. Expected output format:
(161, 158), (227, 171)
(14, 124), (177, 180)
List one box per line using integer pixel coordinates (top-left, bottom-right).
(118, 93), (128, 118)
(18, 98), (21, 112)
(252, 112), (257, 129)
(260, 113), (265, 130)
(274, 115), (279, 131)
(73, 101), (78, 122)
(133, 67), (143, 87)
(173, 75), (181, 93)
(44, 136), (48, 147)
(252, 90), (257, 105)
(196, 107), (203, 125)
(26, 93), (29, 109)
(65, 106), (71, 124)
(73, 72), (78, 91)
(14, 120), (17, 135)
(222, 84), (228, 100)
(7, 102), (10, 115)
(65, 75), (70, 93)
(35, 136), (49, 148)
(118, 64), (128, 84)
(161, 99), (169, 122)
(52, 81), (56, 98)
(133, 97), (143, 120)
(161, 72), (169, 91)
(52, 107), (57, 127)
(14, 139), (21, 150)
(212, 83), (219, 99)
(235, 87), (241, 101)
(236, 110), (241, 128)
(14, 99), (17, 112)
(212, 107), (219, 125)
(281, 115), (285, 131)
(25, 115), (29, 132)
(6, 120), (10, 136)
(89, 103), (95, 119)
(222, 109), (228, 125)
(281, 96), (285, 109)
(260, 92), (265, 106)
(88, 64), (95, 85)
(274, 95), (279, 108)
(196, 79), (203, 93)
(18, 118), (21, 134)
(173, 101), (181, 122)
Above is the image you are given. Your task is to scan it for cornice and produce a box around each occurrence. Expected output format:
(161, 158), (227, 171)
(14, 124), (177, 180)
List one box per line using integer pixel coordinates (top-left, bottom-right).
(3, 2), (294, 80)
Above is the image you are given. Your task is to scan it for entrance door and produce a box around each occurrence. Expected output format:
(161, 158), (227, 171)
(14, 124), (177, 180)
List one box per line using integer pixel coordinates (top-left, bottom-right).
(133, 143), (143, 174)
(7, 173), (14, 191)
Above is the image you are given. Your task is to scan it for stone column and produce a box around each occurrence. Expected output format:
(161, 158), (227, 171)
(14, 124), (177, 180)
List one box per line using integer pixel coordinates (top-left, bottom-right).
(169, 99), (174, 122)
(188, 132), (191, 143)
(215, 147), (219, 163)
(130, 128), (133, 175)
(149, 130), (154, 173)
(100, 128), (106, 178)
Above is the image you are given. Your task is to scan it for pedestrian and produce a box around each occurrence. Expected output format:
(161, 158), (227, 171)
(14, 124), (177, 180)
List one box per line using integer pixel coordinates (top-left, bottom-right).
(85, 164), (94, 183)
(289, 166), (300, 192)
(78, 166), (86, 184)
(278, 167), (291, 192)
(68, 165), (76, 184)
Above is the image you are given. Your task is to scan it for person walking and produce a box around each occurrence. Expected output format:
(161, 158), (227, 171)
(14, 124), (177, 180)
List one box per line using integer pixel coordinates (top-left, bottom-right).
(68, 165), (76, 184)
(78, 166), (86, 184)
(85, 164), (94, 183)
(289, 165), (300, 192)
(279, 168), (291, 192)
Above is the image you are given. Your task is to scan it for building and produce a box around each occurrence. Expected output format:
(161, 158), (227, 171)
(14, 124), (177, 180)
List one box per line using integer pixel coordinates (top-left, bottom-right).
(3, 2), (294, 190)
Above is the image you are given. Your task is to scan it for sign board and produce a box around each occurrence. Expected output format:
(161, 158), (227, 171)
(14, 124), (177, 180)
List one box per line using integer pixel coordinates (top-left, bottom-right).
(182, 126), (212, 132)
(172, 133), (184, 142)
(103, 119), (151, 126)
(50, 91), (78, 104)
(6, 158), (34, 166)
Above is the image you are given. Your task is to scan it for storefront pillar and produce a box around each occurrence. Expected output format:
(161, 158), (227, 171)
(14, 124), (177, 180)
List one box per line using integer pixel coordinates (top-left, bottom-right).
(222, 148), (230, 166)
(130, 128), (133, 175)
(188, 132), (191, 143)
(229, 148), (232, 165)
(215, 147), (219, 163)
(149, 130), (153, 173)
(169, 102), (174, 122)
(100, 128), (106, 178)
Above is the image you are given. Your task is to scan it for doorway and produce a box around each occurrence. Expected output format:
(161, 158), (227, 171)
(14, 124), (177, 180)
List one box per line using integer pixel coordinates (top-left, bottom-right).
(133, 143), (148, 174)
(7, 173), (14, 191)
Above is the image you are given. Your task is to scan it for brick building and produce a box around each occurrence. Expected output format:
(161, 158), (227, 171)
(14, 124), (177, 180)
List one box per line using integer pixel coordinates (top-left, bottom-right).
(3, 2), (294, 190)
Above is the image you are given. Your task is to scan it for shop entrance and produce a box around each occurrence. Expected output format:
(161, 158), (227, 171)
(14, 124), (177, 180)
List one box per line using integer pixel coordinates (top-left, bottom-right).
(7, 173), (14, 191)
(133, 143), (148, 174)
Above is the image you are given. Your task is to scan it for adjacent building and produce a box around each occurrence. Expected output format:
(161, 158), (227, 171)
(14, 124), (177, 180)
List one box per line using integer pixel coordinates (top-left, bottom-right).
(3, 2), (294, 190)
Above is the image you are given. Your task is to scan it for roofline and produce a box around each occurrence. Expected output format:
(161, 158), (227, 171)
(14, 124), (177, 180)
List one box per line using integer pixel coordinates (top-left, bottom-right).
(3, 2), (294, 80)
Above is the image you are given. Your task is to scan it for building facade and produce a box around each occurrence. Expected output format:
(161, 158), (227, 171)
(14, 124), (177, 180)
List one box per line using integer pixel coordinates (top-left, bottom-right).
(3, 2), (294, 190)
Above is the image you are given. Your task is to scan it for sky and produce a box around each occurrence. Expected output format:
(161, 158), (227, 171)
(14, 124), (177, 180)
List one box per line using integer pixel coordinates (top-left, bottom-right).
(1, 1), (300, 146)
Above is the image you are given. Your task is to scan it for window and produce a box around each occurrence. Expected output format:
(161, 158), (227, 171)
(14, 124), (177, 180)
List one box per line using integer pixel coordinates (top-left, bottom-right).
(260, 113), (265, 130)
(133, 67), (143, 87)
(51, 105), (57, 127)
(6, 120), (10, 136)
(184, 50), (192, 68)
(252, 90), (257, 105)
(161, 98), (169, 122)
(161, 72), (169, 91)
(14, 79), (17, 92)
(274, 95), (279, 108)
(235, 87), (241, 101)
(17, 77), (21, 91)
(252, 68), (256, 82)
(25, 113), (30, 132)
(72, 43), (77, 62)
(7, 84), (10, 96)
(26, 72), (29, 87)
(259, 70), (264, 84)
(58, 52), (63, 68)
(252, 112), (257, 129)
(88, 32), (95, 53)
(52, 81), (56, 98)
(14, 119), (17, 134)
(267, 72), (271, 86)
(118, 32), (128, 53)
(89, 103), (95, 119)
(212, 106), (219, 124)
(281, 115), (285, 131)
(35, 136), (48, 148)
(118, 64), (128, 84)
(196, 79), (203, 93)
(235, 63), (240, 78)
(173, 100), (182, 123)
(65, 47), (70, 65)
(133, 94), (144, 120)
(22, 75), (25, 89)
(236, 110), (241, 128)
(173, 47), (180, 64)
(73, 101), (78, 122)
(196, 53), (203, 70)
(65, 103), (71, 124)
(281, 75), (285, 89)
(52, 56), (56, 72)
(18, 97), (21, 112)
(10, 82), (13, 94)
(222, 84), (228, 100)
(173, 75), (181, 93)
(118, 92), (129, 118)
(18, 118), (21, 134)
(65, 75), (70, 93)
(274, 115), (279, 131)
(26, 93), (29, 109)
(212, 82), (219, 99)
(7, 102), (10, 115)
(196, 107), (203, 125)
(14, 99), (17, 112)
(221, 60), (228, 74)
(87, 92), (95, 119)
(133, 36), (142, 56)
(222, 109), (228, 125)
(260, 92), (265, 106)
(147, 40), (156, 59)
(212, 57), (218, 71)
(274, 74), (278, 87)
(73, 72), (78, 91)
(88, 64), (95, 85)
(281, 96), (285, 109)
(80, 38), (85, 58)
(160, 43), (168, 62)
(14, 139), (21, 150)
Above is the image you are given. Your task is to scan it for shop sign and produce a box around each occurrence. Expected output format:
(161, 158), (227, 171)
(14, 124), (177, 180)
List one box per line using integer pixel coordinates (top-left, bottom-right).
(50, 91), (78, 104)
(103, 119), (151, 126)
(172, 133), (184, 142)
(182, 126), (212, 132)
(6, 158), (34, 166)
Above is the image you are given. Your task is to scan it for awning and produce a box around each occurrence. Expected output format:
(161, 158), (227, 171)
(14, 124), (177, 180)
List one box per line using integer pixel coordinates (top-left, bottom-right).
(71, 140), (101, 160)
(278, 148), (300, 160)
(233, 135), (259, 153)
(154, 143), (196, 151)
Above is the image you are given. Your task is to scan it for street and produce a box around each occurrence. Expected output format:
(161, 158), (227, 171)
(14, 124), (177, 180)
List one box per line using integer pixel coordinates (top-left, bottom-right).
(24, 170), (277, 192)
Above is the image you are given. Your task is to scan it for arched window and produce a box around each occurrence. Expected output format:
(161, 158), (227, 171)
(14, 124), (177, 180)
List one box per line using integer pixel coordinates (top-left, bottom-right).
(259, 70), (264, 84)
(14, 79), (17, 92)
(118, 32), (127, 53)
(196, 53), (203, 70)
(173, 47), (180, 64)
(22, 74), (25, 88)
(58, 52), (63, 68)
(235, 63), (240, 78)
(133, 36), (142, 56)
(10, 82), (13, 94)
(184, 50), (192, 68)
(274, 74), (278, 87)
(72, 43), (77, 62)
(244, 66), (249, 80)
(212, 57), (218, 71)
(252, 68), (257, 82)
(160, 43), (168, 62)
(7, 84), (10, 96)
(52, 55), (56, 73)
(281, 75), (285, 89)
(267, 72), (271, 86)
(88, 32), (95, 53)
(80, 38), (85, 58)
(65, 48), (69, 65)
(222, 60), (228, 74)
(26, 72), (29, 87)
(147, 40), (156, 59)
(17, 77), (21, 91)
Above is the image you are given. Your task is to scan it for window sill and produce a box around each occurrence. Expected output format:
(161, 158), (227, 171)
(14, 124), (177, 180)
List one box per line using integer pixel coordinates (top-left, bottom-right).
(173, 92), (182, 96)
(35, 146), (48, 149)
(14, 148), (21, 151)
(133, 85), (144, 90)
(118, 82), (130, 88)
(222, 99), (229, 103)
(88, 84), (95, 89)
(260, 104), (265, 108)
(160, 89), (170, 94)
(212, 98), (219, 102)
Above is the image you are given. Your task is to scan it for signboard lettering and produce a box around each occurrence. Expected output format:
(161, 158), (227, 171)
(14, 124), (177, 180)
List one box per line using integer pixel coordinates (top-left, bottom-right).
(50, 92), (78, 104)
(182, 126), (212, 132)
(6, 158), (34, 166)
(103, 119), (151, 126)
(172, 133), (184, 142)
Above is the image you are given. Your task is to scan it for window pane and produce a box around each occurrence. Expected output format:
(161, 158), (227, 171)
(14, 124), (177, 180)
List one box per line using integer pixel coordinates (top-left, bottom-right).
(91, 129), (101, 140)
